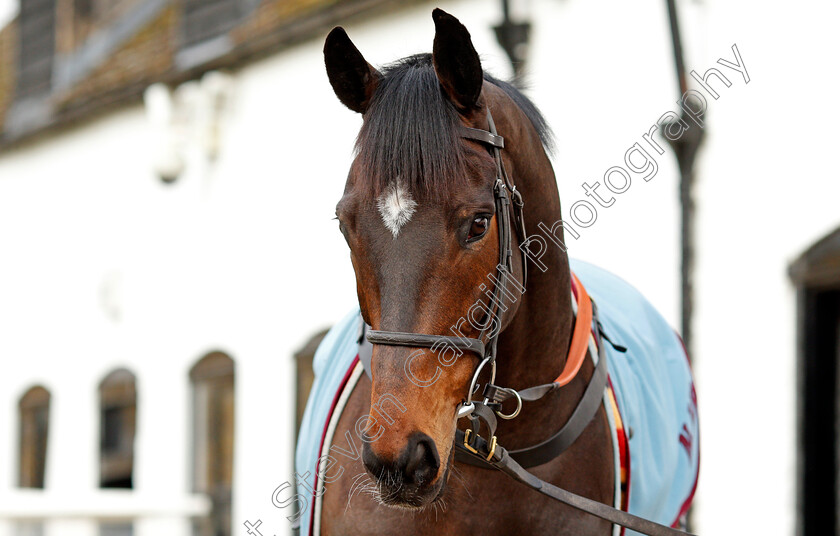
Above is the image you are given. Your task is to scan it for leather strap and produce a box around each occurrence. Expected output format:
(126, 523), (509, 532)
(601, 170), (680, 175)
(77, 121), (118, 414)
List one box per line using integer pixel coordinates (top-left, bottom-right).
(511, 347), (606, 466)
(366, 330), (485, 358)
(555, 272), (591, 387)
(456, 301), (609, 468)
(453, 432), (694, 536)
(460, 126), (505, 148)
(358, 321), (373, 378)
(450, 299), (693, 536)
(481, 275), (593, 405)
(463, 111), (528, 290)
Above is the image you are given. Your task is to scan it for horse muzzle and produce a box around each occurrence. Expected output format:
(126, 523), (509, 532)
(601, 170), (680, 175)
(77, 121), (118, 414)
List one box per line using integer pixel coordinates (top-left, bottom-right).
(362, 431), (446, 507)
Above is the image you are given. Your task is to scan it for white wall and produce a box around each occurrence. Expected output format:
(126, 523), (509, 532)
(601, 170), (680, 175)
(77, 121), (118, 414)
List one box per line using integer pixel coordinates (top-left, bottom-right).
(0, 59), (360, 534)
(2, 0), (838, 534)
(0, 0), (16, 29)
(690, 0), (840, 534)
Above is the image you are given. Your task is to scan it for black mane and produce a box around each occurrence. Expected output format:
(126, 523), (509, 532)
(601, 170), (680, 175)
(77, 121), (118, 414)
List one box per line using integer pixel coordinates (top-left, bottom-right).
(354, 53), (553, 201)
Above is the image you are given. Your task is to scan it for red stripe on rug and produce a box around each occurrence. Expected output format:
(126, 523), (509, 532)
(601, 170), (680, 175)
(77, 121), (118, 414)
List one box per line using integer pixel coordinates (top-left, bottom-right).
(307, 355), (361, 535)
(670, 332), (699, 528)
(608, 375), (630, 536)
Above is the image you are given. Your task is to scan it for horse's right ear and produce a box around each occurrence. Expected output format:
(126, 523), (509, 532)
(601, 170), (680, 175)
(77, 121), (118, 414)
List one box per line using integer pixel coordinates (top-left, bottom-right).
(324, 27), (381, 114)
(432, 9), (483, 112)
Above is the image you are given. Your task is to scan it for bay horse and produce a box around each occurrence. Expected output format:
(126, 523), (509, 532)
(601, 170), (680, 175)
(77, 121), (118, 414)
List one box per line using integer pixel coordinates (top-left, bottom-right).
(296, 9), (699, 536)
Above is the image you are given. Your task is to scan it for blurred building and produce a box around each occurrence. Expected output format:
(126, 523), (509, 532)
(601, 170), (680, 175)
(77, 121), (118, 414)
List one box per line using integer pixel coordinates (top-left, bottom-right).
(0, 1), (838, 536)
(0, 1), (393, 535)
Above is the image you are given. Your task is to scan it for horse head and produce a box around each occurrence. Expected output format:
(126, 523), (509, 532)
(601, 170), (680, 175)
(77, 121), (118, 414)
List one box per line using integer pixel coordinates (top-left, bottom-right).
(325, 9), (541, 508)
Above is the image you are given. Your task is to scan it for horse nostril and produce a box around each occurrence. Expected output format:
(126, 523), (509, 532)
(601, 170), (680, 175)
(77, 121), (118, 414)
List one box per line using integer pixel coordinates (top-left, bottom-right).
(362, 443), (385, 477)
(362, 434), (440, 488)
(402, 433), (439, 485)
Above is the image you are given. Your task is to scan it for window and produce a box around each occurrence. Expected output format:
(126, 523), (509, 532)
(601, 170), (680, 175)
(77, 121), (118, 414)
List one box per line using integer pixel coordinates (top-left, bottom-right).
(181, 0), (240, 49)
(74, 0), (131, 22)
(73, 0), (93, 17)
(191, 352), (235, 536)
(13, 521), (44, 536)
(16, 0), (56, 98)
(790, 225), (840, 535)
(19, 385), (50, 488)
(99, 369), (136, 488)
(99, 522), (133, 536)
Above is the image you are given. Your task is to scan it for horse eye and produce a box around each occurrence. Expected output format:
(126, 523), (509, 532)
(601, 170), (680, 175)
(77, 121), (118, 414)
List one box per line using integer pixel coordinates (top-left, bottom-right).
(467, 216), (489, 241)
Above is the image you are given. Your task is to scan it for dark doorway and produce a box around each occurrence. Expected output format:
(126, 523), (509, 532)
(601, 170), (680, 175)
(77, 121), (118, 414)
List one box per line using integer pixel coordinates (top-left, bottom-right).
(800, 289), (839, 534)
(791, 225), (840, 536)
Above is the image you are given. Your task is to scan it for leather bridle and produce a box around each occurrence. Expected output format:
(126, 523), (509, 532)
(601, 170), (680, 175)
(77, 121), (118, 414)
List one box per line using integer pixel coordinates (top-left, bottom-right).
(367, 110), (527, 392)
(363, 110), (696, 536)
(366, 110), (602, 446)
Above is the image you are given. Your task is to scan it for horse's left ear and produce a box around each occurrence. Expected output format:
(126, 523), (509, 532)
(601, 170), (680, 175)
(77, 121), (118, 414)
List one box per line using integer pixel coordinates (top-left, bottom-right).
(432, 9), (483, 112)
(324, 27), (381, 114)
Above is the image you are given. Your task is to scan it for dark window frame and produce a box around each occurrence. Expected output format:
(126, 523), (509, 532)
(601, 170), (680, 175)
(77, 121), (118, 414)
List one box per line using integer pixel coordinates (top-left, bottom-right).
(15, 0), (57, 99)
(180, 0), (242, 50)
(190, 351), (235, 536)
(98, 368), (137, 489)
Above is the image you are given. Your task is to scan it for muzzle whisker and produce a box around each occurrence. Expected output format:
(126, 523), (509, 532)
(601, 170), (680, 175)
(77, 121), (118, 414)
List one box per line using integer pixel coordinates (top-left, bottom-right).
(346, 472), (373, 512)
(450, 464), (474, 500)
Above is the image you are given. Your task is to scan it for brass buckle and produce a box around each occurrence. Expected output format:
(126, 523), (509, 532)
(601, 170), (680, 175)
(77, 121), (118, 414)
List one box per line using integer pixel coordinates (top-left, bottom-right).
(464, 430), (498, 461)
(486, 436), (498, 461)
(463, 429), (479, 455)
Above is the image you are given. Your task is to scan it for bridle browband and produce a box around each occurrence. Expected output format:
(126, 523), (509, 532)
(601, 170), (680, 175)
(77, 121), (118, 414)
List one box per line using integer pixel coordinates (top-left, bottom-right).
(363, 110), (696, 536)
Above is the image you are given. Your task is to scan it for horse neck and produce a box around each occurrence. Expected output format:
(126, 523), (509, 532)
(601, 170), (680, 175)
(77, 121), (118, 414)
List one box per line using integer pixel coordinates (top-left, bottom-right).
(491, 112), (587, 446)
(496, 189), (574, 391)
(494, 117), (572, 389)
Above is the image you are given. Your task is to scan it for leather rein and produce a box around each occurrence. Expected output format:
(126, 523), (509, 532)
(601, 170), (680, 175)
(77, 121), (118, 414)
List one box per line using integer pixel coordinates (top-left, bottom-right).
(364, 111), (696, 536)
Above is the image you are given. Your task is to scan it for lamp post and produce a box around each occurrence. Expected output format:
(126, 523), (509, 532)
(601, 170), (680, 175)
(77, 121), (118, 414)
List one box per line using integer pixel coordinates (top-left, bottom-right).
(493, 0), (532, 80)
(662, 0), (703, 360)
(662, 2), (703, 528)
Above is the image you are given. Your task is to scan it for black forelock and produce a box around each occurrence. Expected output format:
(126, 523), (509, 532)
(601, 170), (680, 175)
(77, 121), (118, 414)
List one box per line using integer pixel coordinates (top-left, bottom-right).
(354, 53), (553, 202)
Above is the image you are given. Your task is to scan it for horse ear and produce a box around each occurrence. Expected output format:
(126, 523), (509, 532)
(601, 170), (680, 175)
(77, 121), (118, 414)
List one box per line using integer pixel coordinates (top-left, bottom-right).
(324, 27), (381, 114)
(432, 9), (483, 112)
